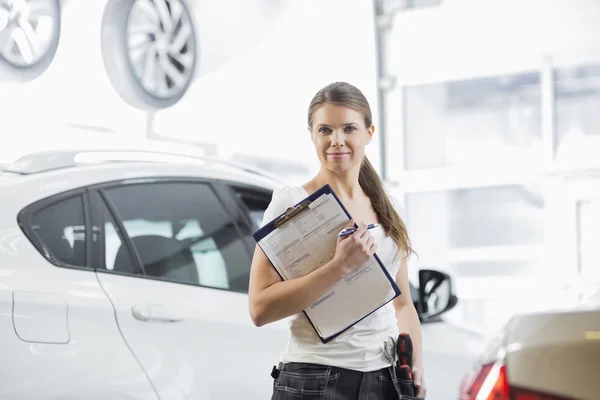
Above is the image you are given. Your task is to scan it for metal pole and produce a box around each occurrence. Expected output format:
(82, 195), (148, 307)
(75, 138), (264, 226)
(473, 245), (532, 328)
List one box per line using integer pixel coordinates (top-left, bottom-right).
(144, 110), (219, 156)
(372, 0), (397, 181)
(372, 0), (388, 181)
(145, 111), (156, 139)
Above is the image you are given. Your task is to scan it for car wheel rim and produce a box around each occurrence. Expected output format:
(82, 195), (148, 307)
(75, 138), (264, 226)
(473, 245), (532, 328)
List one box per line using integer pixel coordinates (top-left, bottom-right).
(0, 0), (58, 67)
(126, 0), (196, 100)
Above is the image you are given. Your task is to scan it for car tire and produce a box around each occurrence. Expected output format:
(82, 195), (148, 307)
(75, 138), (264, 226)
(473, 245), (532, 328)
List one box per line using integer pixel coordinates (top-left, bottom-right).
(100, 0), (198, 111)
(0, 0), (62, 83)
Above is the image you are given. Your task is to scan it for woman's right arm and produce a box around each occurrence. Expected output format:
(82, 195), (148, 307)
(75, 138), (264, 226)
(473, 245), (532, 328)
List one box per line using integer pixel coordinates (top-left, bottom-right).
(248, 220), (375, 327)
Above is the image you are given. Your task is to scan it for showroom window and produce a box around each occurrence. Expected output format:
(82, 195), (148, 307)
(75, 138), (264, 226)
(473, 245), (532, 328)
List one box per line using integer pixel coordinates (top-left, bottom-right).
(554, 63), (600, 163)
(404, 184), (545, 277)
(102, 182), (252, 293)
(30, 195), (87, 267)
(403, 72), (542, 170)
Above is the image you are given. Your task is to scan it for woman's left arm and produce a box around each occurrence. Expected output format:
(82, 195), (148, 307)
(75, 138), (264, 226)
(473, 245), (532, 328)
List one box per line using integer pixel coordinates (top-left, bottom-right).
(393, 257), (427, 398)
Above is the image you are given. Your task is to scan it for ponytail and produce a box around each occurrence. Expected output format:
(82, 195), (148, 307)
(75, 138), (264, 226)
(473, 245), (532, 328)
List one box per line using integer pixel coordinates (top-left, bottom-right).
(359, 157), (414, 260)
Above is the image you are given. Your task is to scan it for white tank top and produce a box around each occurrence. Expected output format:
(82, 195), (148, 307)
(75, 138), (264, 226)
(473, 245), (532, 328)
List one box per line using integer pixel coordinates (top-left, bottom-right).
(259, 186), (404, 372)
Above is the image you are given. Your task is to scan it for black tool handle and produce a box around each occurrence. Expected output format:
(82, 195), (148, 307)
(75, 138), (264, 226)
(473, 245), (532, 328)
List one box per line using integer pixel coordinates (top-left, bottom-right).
(397, 364), (415, 397)
(397, 332), (413, 370)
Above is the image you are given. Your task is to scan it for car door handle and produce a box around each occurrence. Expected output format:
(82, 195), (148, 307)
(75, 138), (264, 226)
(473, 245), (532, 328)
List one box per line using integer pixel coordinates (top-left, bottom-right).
(132, 304), (183, 323)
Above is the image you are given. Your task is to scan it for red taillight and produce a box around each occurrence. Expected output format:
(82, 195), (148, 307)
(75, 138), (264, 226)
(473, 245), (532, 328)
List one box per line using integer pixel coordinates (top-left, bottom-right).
(459, 362), (571, 400)
(459, 361), (509, 400)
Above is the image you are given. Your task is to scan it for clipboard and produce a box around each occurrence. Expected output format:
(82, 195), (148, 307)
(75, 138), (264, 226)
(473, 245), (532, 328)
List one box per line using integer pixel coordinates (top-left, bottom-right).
(253, 184), (401, 343)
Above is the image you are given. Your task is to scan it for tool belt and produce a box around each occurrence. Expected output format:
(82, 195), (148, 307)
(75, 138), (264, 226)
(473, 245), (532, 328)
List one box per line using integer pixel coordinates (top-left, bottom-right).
(383, 333), (425, 400)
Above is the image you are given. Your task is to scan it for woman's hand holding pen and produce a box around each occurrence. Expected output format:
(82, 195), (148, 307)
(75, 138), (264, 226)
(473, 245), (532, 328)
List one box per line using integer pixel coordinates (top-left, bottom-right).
(332, 220), (377, 276)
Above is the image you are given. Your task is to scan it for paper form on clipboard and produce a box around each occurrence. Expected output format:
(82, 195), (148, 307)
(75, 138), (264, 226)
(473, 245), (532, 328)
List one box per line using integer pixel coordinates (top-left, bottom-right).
(253, 184), (401, 343)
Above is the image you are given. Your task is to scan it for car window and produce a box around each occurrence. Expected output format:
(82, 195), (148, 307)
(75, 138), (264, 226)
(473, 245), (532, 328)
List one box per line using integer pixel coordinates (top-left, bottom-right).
(102, 182), (252, 292)
(30, 195), (87, 267)
(90, 192), (138, 273)
(233, 186), (273, 228)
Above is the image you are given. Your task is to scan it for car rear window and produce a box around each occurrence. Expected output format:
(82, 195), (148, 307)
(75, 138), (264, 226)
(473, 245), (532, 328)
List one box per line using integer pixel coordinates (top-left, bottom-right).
(30, 195), (87, 267)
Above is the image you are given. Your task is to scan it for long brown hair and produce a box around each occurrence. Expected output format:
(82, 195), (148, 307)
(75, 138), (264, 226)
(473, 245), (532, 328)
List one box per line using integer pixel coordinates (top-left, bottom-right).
(307, 82), (414, 260)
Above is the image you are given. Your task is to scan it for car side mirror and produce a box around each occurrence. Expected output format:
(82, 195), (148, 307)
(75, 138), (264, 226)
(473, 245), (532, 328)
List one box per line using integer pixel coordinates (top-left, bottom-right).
(418, 269), (458, 321)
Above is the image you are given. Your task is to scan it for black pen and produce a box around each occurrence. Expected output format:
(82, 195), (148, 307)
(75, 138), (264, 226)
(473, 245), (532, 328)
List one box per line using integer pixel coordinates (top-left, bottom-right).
(338, 224), (379, 237)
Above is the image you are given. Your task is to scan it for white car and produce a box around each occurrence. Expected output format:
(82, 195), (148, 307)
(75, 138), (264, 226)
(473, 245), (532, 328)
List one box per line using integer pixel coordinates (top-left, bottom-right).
(0, 149), (461, 399)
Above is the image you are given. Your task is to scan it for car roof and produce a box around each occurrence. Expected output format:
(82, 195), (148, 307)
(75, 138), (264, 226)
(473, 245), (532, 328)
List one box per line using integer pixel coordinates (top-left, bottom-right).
(0, 149), (282, 209)
(2, 149), (281, 180)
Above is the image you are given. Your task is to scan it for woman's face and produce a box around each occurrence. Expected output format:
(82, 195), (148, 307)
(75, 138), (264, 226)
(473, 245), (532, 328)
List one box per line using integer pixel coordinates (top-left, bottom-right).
(310, 103), (374, 173)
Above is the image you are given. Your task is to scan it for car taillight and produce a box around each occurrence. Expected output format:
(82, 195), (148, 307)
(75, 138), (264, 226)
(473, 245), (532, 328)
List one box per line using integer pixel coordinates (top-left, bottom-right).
(459, 361), (509, 400)
(459, 361), (571, 400)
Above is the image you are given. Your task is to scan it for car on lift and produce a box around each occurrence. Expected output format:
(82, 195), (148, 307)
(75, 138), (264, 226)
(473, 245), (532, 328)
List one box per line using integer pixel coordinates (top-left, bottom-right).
(0, 148), (471, 399)
(1, 0), (285, 110)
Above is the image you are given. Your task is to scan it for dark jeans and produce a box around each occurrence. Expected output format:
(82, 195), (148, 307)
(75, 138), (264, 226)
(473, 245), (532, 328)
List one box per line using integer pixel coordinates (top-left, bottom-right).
(271, 362), (422, 400)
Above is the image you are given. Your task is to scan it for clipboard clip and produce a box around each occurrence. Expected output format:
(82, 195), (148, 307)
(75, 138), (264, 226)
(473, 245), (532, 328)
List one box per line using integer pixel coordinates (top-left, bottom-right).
(274, 200), (312, 227)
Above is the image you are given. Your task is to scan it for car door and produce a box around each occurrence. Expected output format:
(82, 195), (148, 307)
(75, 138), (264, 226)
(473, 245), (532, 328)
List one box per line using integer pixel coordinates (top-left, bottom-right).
(6, 188), (158, 399)
(90, 178), (282, 400)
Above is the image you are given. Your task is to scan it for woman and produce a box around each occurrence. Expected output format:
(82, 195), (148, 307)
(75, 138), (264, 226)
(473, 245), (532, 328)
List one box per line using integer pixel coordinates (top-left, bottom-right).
(248, 82), (426, 399)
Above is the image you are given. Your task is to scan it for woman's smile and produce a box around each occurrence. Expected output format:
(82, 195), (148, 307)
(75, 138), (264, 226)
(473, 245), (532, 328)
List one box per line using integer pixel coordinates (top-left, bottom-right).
(327, 151), (351, 159)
